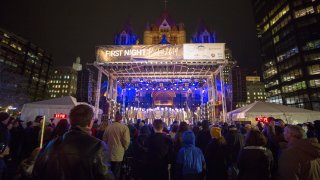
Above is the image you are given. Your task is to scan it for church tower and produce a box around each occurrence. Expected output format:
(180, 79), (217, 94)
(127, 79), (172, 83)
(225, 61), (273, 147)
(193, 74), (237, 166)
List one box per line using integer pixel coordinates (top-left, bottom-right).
(114, 20), (139, 45)
(143, 10), (186, 45)
(191, 19), (216, 43)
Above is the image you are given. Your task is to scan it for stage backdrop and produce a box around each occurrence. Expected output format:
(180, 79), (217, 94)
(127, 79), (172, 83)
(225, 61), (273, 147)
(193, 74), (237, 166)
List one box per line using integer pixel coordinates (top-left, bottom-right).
(96, 43), (225, 63)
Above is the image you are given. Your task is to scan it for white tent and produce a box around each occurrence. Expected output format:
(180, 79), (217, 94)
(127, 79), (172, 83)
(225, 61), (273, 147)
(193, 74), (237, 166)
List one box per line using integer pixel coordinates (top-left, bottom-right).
(227, 101), (320, 124)
(20, 96), (102, 122)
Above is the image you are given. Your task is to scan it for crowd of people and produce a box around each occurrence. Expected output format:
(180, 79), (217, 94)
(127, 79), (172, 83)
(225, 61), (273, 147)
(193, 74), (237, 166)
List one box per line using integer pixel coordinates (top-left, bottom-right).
(1, 104), (320, 180)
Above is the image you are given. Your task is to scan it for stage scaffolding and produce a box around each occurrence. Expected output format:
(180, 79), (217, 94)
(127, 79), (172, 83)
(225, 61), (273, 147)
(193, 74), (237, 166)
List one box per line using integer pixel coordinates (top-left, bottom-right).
(92, 43), (229, 123)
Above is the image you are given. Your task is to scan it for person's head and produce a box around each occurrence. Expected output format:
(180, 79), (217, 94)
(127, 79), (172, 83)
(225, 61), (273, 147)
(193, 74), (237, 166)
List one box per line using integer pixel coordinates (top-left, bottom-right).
(153, 119), (164, 132)
(69, 104), (94, 128)
(276, 119), (286, 128)
(244, 124), (252, 132)
(140, 125), (151, 136)
(26, 121), (32, 127)
(210, 127), (222, 139)
(53, 119), (69, 137)
(171, 124), (178, 133)
(0, 112), (10, 125)
(245, 129), (267, 147)
(182, 131), (195, 146)
(178, 121), (189, 133)
(34, 116), (43, 123)
(284, 125), (305, 142)
(115, 112), (122, 122)
(98, 120), (109, 131)
(12, 119), (22, 128)
(202, 120), (209, 130)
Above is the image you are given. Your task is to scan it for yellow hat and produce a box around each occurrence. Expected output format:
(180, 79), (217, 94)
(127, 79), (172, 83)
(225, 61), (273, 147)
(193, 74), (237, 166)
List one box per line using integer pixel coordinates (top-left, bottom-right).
(210, 127), (222, 139)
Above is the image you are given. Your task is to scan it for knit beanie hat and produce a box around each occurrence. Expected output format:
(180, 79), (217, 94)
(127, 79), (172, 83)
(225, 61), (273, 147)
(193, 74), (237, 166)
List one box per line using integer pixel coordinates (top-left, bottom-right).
(210, 127), (222, 139)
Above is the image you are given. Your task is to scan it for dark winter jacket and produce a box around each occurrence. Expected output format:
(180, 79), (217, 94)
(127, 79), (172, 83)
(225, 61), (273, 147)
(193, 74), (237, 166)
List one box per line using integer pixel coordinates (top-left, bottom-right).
(147, 132), (173, 180)
(237, 146), (273, 180)
(205, 138), (228, 180)
(225, 129), (244, 164)
(196, 128), (211, 154)
(32, 126), (114, 180)
(278, 138), (320, 180)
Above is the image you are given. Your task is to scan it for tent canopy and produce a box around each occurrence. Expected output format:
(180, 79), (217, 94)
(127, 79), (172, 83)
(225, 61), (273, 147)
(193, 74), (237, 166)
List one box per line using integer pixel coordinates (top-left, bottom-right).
(20, 96), (101, 122)
(228, 101), (320, 124)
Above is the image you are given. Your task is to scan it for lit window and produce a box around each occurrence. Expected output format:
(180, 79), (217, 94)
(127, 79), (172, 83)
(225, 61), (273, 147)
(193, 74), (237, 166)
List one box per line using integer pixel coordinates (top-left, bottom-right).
(270, 5), (289, 25)
(294, 6), (315, 18)
(309, 79), (320, 88)
(308, 64), (320, 75)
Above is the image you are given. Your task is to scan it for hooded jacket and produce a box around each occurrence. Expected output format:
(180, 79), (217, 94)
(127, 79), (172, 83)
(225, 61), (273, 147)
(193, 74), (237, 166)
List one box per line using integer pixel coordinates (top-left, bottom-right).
(176, 131), (204, 175)
(278, 138), (320, 180)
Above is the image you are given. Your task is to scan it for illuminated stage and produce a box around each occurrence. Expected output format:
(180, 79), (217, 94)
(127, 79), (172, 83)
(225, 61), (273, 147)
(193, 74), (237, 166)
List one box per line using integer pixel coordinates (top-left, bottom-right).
(92, 43), (228, 123)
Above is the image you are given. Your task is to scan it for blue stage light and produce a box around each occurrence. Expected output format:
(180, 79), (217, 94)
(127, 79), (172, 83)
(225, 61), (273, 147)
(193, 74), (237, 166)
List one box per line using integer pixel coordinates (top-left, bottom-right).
(176, 88), (179, 90)
(152, 88), (155, 90)
(140, 88), (142, 90)
(164, 88), (167, 90)
(158, 88), (161, 90)
(146, 88), (149, 90)
(183, 88), (185, 90)
(128, 88), (131, 90)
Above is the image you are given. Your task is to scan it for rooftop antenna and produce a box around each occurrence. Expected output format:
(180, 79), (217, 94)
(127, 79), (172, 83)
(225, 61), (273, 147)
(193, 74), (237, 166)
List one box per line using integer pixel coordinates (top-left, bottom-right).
(163, 0), (168, 9)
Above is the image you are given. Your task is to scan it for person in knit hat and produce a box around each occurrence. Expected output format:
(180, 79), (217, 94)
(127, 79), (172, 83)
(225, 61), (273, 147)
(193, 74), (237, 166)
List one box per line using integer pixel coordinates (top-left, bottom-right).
(205, 127), (228, 180)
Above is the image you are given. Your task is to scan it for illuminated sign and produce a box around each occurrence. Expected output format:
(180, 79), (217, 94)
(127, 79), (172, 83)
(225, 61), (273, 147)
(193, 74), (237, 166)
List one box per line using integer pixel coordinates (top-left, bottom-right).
(255, 117), (270, 123)
(96, 43), (225, 62)
(54, 113), (67, 119)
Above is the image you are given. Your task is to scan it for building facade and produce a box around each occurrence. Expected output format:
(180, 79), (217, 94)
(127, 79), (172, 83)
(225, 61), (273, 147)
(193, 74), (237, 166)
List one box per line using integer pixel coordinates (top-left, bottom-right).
(143, 10), (186, 45)
(252, 0), (320, 110)
(0, 27), (53, 104)
(230, 66), (247, 109)
(246, 76), (266, 104)
(48, 66), (78, 98)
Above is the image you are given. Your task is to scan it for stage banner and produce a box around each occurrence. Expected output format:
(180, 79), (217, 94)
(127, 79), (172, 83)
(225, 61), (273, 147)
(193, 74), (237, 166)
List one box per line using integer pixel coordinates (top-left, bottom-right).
(97, 44), (183, 62)
(96, 43), (225, 63)
(183, 43), (225, 60)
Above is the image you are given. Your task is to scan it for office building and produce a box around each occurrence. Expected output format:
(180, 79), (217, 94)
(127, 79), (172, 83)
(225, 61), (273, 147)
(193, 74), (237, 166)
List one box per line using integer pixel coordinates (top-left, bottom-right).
(252, 0), (320, 110)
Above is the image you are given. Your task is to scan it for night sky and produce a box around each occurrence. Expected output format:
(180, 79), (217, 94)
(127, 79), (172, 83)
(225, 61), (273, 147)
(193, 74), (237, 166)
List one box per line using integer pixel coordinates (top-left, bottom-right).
(0, 0), (261, 74)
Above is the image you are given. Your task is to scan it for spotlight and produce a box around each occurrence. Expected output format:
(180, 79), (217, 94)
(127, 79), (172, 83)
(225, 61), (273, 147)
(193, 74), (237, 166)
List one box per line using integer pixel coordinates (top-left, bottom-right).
(164, 88), (167, 90)
(152, 88), (155, 90)
(158, 88), (161, 90)
(146, 88), (149, 90)
(176, 88), (179, 90)
(140, 88), (143, 90)
(128, 88), (131, 90)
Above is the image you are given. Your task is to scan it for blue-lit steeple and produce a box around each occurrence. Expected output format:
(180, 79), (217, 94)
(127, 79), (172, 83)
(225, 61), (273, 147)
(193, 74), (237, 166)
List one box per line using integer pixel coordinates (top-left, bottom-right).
(191, 19), (216, 43)
(114, 20), (139, 45)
